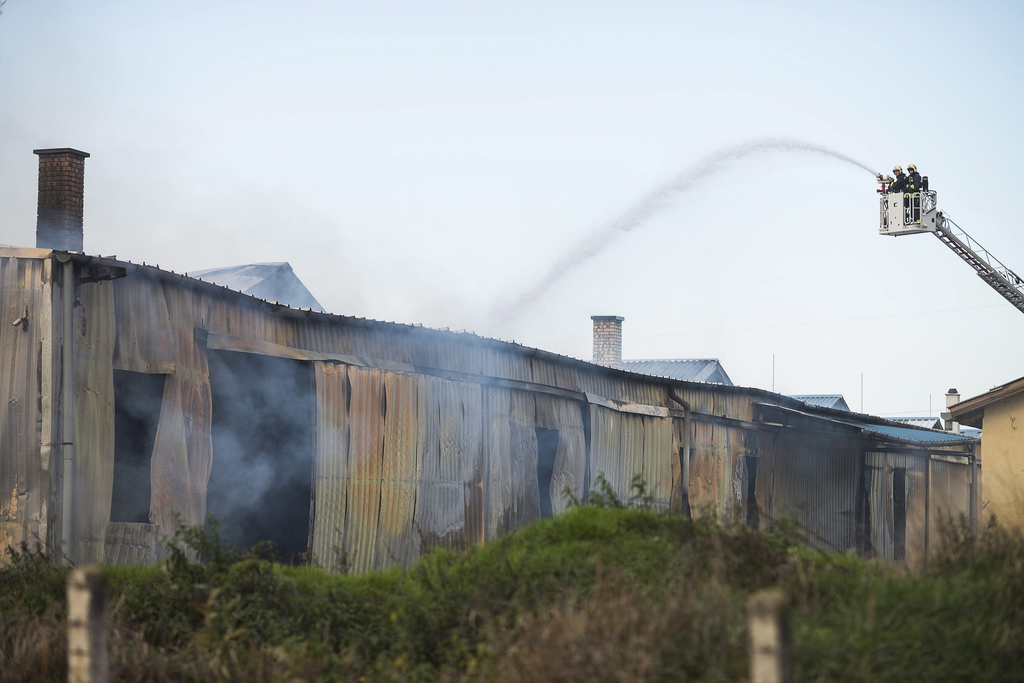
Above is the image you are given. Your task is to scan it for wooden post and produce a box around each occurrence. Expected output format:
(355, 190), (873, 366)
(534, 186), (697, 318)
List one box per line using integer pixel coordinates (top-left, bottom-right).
(67, 566), (108, 683)
(748, 588), (791, 683)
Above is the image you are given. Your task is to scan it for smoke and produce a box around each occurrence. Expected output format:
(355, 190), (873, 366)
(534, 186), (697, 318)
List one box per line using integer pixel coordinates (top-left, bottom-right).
(491, 139), (878, 324)
(206, 350), (315, 562)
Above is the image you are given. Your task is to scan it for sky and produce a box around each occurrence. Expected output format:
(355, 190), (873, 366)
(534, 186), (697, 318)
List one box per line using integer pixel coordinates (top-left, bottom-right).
(1, 0), (1022, 418)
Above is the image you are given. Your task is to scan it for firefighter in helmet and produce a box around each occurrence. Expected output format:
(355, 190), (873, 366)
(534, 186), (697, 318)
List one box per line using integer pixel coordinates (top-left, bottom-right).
(889, 165), (909, 193)
(906, 164), (921, 192)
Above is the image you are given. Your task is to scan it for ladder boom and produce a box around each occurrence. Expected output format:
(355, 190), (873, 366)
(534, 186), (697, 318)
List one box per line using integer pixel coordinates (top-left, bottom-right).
(876, 177), (1024, 314)
(933, 212), (1024, 314)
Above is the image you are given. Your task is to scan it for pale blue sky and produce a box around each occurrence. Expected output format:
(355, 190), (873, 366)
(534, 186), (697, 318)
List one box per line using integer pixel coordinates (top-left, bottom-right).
(2, 1), (1022, 416)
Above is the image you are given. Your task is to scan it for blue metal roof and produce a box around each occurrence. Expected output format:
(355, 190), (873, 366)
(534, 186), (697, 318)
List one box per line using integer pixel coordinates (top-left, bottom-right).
(190, 262), (325, 312)
(757, 402), (978, 448)
(847, 421), (977, 445)
(790, 394), (851, 411)
(616, 359), (733, 385)
(888, 417), (944, 429)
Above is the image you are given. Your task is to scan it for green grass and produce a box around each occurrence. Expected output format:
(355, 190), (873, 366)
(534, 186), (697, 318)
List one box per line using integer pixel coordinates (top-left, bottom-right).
(1, 506), (1022, 681)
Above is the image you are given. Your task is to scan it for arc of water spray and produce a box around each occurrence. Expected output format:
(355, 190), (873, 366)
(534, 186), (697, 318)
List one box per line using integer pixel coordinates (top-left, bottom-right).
(492, 139), (878, 323)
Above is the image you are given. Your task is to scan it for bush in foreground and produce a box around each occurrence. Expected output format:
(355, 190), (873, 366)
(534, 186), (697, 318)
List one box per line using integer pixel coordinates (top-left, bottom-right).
(1, 509), (1022, 681)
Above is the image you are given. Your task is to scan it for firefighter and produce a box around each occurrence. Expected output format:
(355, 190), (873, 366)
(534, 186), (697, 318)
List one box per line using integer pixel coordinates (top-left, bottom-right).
(889, 165), (909, 193)
(904, 164), (923, 223)
(906, 164), (922, 192)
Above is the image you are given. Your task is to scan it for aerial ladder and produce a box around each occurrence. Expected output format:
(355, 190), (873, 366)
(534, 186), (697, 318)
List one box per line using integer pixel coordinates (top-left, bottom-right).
(877, 174), (1024, 314)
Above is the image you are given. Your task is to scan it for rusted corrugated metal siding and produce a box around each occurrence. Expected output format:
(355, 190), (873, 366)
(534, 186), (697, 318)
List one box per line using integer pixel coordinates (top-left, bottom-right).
(376, 370), (424, 568)
(640, 414), (673, 510)
(423, 376), (482, 551)
(310, 361), (349, 572)
(148, 285), (213, 538)
(748, 430), (778, 527)
(111, 274), (175, 374)
(345, 366), (387, 574)
(586, 405), (673, 508)
(689, 420), (729, 515)
(72, 280), (116, 563)
(0, 255), (48, 557)
(670, 418), (684, 507)
(865, 452), (928, 567)
(508, 390), (539, 529)
(904, 463), (928, 569)
(864, 451), (926, 563)
(617, 412), (647, 501)
(312, 366), (492, 573)
(588, 405), (625, 495)
(772, 435), (860, 551)
(931, 459), (971, 521)
(104, 522), (158, 565)
(483, 387), (513, 537)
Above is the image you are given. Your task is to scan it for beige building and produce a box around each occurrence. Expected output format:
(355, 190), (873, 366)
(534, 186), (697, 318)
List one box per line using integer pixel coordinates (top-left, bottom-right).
(950, 377), (1024, 530)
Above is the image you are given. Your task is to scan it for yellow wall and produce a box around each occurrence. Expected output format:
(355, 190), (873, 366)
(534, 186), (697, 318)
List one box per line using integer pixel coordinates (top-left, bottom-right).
(981, 393), (1024, 530)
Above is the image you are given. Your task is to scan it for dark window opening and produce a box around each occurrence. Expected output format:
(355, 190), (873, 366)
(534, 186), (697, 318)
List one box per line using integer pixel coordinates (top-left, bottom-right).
(744, 455), (760, 529)
(111, 371), (165, 523)
(892, 467), (907, 561)
(680, 447), (692, 518)
(536, 428), (560, 519)
(207, 350), (314, 564)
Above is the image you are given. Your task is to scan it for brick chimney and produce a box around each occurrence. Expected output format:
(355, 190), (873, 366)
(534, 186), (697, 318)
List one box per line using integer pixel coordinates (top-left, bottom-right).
(34, 148), (90, 252)
(591, 315), (624, 366)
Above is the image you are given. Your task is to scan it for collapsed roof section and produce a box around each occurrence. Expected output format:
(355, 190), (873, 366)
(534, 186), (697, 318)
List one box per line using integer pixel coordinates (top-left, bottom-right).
(616, 359), (733, 385)
(791, 394), (851, 412)
(189, 262), (325, 312)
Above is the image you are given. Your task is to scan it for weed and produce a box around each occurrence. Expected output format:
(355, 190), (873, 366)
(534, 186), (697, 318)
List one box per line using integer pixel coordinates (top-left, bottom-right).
(2, 506), (1023, 681)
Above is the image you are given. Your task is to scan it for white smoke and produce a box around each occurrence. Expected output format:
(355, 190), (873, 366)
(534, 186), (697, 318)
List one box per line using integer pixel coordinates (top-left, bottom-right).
(491, 139), (878, 323)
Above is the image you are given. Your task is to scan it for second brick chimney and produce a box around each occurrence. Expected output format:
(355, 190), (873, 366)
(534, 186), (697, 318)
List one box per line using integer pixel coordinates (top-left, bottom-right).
(34, 148), (90, 252)
(591, 315), (624, 366)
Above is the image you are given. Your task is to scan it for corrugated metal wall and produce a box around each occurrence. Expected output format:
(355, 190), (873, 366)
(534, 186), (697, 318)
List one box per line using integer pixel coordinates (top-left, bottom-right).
(773, 434), (860, 551)
(689, 420), (730, 515)
(0, 256), (48, 557)
(71, 280), (116, 563)
(931, 458), (972, 524)
(864, 452), (972, 566)
(588, 406), (674, 510)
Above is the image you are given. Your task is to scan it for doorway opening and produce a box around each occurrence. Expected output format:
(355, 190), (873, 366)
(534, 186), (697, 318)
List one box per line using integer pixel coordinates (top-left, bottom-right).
(535, 428), (560, 518)
(111, 371), (165, 523)
(892, 467), (907, 561)
(206, 350), (314, 563)
(744, 455), (760, 529)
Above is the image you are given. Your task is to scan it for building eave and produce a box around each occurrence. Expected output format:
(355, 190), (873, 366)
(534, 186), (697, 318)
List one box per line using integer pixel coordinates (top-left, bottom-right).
(949, 375), (1024, 429)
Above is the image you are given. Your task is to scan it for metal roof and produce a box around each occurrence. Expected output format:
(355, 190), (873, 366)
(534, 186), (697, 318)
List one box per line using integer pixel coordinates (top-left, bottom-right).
(849, 421), (977, 446)
(790, 394), (851, 411)
(189, 262), (325, 312)
(615, 359), (733, 385)
(757, 402), (978, 448)
(4, 247), (934, 427)
(888, 417), (943, 429)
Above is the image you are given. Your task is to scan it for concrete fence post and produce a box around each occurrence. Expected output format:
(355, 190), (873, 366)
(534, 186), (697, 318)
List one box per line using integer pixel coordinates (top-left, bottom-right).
(67, 566), (109, 683)
(747, 588), (791, 683)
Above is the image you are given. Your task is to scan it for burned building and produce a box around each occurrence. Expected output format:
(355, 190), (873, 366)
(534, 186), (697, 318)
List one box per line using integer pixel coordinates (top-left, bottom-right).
(0, 149), (980, 572)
